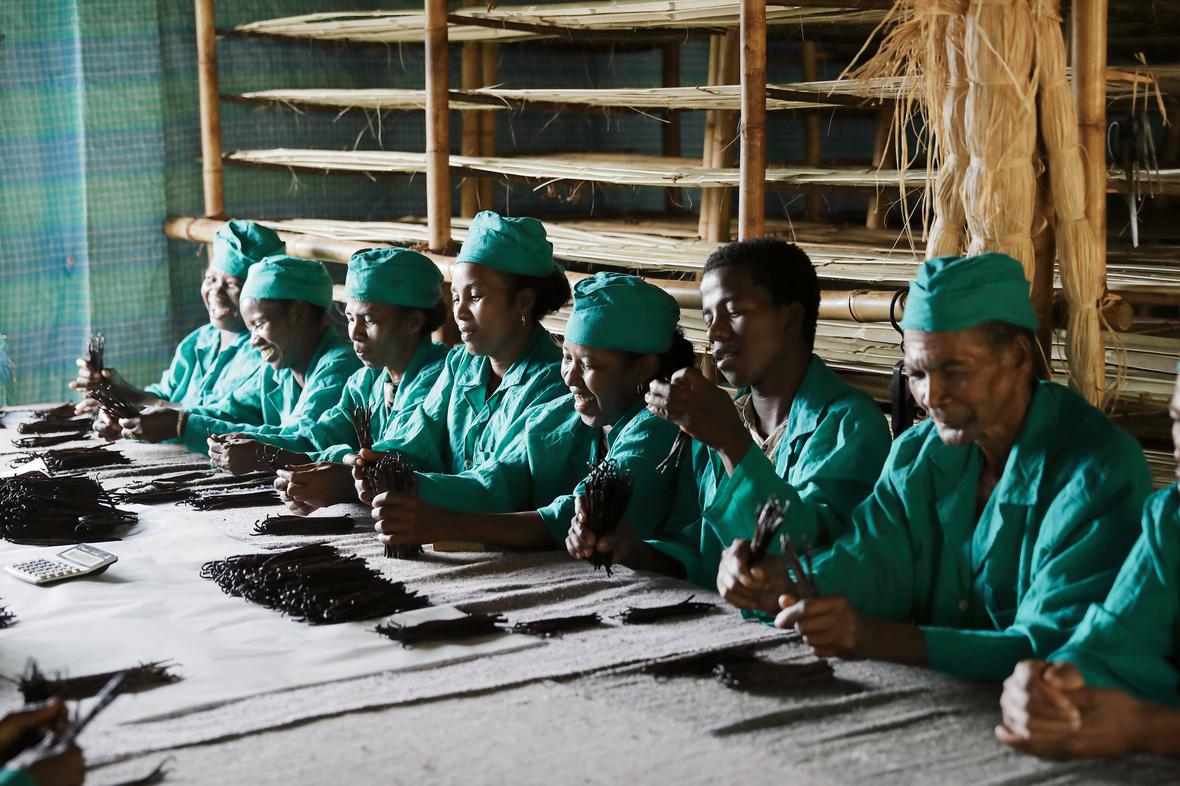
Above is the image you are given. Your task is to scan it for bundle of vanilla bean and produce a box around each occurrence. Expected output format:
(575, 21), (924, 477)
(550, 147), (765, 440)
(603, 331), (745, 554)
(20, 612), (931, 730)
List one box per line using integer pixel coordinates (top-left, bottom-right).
(17, 415), (92, 437)
(751, 499), (817, 599)
(357, 437), (421, 560)
(252, 514), (358, 536)
(0, 472), (136, 545)
(617, 595), (715, 624)
(580, 458), (632, 576)
(200, 543), (428, 624)
(16, 660), (180, 703)
(375, 612), (505, 646)
(13, 445), (130, 474)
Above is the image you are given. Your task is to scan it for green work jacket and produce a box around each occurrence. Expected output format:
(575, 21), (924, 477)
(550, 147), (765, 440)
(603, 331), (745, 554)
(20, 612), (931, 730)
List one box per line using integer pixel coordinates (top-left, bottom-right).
(253, 339), (448, 463)
(1050, 484), (1180, 708)
(651, 355), (891, 588)
(372, 325), (565, 474)
(812, 381), (1151, 681)
(145, 324), (263, 410)
(181, 329), (360, 454)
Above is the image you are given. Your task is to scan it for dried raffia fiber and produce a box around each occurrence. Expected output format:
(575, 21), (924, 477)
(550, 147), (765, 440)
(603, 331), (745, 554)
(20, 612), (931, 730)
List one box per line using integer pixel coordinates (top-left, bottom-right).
(200, 543), (428, 625)
(13, 445), (131, 474)
(17, 416), (92, 435)
(375, 612), (506, 647)
(929, 8), (970, 256)
(1033, 0), (1109, 405)
(510, 612), (603, 638)
(616, 595), (716, 624)
(15, 660), (180, 704)
(360, 451), (422, 560)
(655, 432), (690, 476)
(252, 514), (359, 536)
(580, 459), (633, 576)
(0, 472), (137, 545)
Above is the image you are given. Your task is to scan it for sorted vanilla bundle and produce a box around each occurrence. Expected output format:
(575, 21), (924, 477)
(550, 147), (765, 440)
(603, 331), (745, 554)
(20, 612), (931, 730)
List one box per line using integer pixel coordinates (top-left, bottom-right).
(360, 451), (422, 560)
(712, 657), (834, 691)
(617, 595), (716, 624)
(200, 543), (428, 624)
(252, 514), (359, 536)
(0, 472), (137, 545)
(118, 471), (276, 505)
(13, 431), (90, 449)
(510, 612), (603, 638)
(749, 497), (787, 563)
(184, 487), (281, 510)
(88, 384), (140, 421)
(375, 612), (506, 647)
(17, 415), (92, 436)
(16, 660), (180, 703)
(350, 404), (374, 451)
(13, 444), (131, 474)
(580, 458), (633, 576)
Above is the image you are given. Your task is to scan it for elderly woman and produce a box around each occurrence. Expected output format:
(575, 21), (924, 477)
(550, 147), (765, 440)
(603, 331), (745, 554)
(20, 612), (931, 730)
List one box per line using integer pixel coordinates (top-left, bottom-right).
(718, 252), (1151, 681)
(995, 368), (1180, 759)
(72, 220), (276, 435)
(119, 255), (360, 454)
(366, 272), (696, 549)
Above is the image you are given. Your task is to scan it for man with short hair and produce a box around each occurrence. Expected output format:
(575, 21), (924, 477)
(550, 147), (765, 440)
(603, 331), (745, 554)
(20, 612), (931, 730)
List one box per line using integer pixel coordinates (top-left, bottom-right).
(718, 253), (1151, 680)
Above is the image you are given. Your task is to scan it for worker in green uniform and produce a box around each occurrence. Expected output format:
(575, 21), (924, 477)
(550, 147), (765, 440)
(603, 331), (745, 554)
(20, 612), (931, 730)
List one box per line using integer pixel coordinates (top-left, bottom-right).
(366, 272), (695, 550)
(350, 210), (571, 487)
(995, 369), (1180, 759)
(571, 239), (890, 586)
(119, 255), (360, 456)
(201, 247), (448, 512)
(73, 220), (277, 438)
(717, 252), (1151, 681)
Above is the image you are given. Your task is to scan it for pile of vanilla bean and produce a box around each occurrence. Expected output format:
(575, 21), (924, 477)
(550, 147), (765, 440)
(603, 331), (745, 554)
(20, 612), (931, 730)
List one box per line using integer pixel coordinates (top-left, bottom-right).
(16, 660), (180, 703)
(0, 472), (136, 545)
(353, 407), (422, 560)
(580, 458), (632, 576)
(200, 543), (428, 624)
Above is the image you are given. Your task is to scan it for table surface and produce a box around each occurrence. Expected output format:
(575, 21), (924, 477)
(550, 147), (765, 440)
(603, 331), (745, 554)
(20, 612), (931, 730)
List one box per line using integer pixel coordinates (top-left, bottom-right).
(0, 407), (1175, 786)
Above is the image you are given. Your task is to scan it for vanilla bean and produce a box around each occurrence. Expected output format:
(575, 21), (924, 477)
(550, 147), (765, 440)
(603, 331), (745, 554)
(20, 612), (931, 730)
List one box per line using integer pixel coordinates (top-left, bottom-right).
(375, 612), (505, 646)
(17, 660), (179, 704)
(252, 514), (358, 536)
(87, 333), (105, 375)
(31, 403), (77, 422)
(15, 445), (130, 475)
(779, 533), (818, 600)
(655, 431), (690, 475)
(0, 601), (15, 629)
(89, 384), (140, 421)
(185, 487), (280, 510)
(750, 498), (786, 564)
(13, 432), (91, 449)
(254, 443), (289, 472)
(617, 595), (716, 625)
(580, 458), (632, 575)
(17, 417), (92, 435)
(510, 612), (602, 638)
(361, 452), (421, 560)
(0, 472), (136, 545)
(712, 658), (834, 691)
(350, 404), (373, 451)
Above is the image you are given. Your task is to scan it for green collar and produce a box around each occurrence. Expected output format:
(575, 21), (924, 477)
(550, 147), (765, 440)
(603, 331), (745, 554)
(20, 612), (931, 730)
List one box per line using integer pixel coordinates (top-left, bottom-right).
(456, 325), (560, 393)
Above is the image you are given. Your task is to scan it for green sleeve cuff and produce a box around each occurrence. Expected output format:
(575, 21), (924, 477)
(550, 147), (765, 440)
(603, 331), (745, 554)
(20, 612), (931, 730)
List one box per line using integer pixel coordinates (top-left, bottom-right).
(0, 768), (40, 786)
(922, 625), (1034, 681)
(536, 494), (575, 545)
(311, 444), (353, 464)
(182, 414), (259, 455)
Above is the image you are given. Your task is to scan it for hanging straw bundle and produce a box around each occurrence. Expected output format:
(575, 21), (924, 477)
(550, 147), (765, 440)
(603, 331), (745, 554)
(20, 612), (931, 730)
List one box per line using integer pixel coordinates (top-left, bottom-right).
(927, 9), (970, 256)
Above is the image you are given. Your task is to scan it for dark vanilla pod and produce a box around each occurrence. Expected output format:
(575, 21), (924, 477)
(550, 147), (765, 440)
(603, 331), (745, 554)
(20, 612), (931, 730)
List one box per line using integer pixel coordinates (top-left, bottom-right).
(375, 612), (505, 646)
(580, 459), (632, 575)
(361, 449), (422, 560)
(655, 431), (690, 475)
(87, 333), (105, 375)
(185, 487), (280, 510)
(17, 416), (92, 435)
(0, 601), (15, 629)
(510, 612), (602, 638)
(712, 658), (834, 691)
(749, 497), (785, 564)
(119, 472), (276, 505)
(200, 543), (428, 624)
(254, 443), (289, 472)
(14, 432), (90, 449)
(350, 404), (373, 451)
(252, 514), (358, 536)
(13, 445), (131, 474)
(617, 595), (716, 624)
(31, 403), (77, 422)
(17, 660), (180, 703)
(0, 472), (137, 545)
(89, 384), (140, 421)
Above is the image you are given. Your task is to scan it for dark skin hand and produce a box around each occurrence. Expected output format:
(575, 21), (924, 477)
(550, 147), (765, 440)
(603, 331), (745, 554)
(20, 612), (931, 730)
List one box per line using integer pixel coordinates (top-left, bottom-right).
(93, 410), (123, 442)
(715, 539), (790, 614)
(0, 700), (84, 786)
(645, 368), (752, 473)
(207, 433), (308, 475)
(564, 496), (686, 577)
(119, 406), (179, 443)
(274, 462), (357, 515)
(774, 594), (927, 665)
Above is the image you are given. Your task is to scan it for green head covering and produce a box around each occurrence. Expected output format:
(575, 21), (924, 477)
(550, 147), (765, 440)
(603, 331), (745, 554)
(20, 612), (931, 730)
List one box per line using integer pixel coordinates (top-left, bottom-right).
(900, 252), (1039, 333)
(211, 220), (285, 280)
(565, 272), (680, 354)
(344, 248), (443, 309)
(241, 255), (334, 309)
(455, 211), (561, 277)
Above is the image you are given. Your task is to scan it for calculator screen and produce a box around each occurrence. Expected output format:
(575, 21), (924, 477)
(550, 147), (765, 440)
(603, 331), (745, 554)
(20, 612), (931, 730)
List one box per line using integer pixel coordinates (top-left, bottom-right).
(58, 548), (103, 567)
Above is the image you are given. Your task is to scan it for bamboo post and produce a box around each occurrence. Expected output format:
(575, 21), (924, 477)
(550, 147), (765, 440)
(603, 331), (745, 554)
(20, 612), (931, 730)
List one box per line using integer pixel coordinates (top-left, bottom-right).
(698, 35), (723, 239)
(707, 31), (741, 243)
(803, 41), (824, 222)
(478, 44), (499, 210)
(739, 0), (767, 240)
(866, 108), (895, 230)
(425, 0), (451, 252)
(662, 43), (682, 212)
(195, 0), (224, 218)
(460, 43), (482, 217)
(1070, 0), (1108, 254)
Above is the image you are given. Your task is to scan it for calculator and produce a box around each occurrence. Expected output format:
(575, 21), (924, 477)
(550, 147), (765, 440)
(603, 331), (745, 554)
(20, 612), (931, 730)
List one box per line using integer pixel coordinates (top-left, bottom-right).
(5, 544), (118, 585)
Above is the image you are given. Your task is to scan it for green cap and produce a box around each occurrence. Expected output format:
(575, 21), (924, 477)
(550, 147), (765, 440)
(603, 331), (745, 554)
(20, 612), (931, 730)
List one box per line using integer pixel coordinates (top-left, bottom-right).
(210, 220), (285, 279)
(455, 211), (561, 277)
(900, 253), (1039, 333)
(241, 255), (334, 309)
(345, 247), (443, 308)
(565, 272), (680, 354)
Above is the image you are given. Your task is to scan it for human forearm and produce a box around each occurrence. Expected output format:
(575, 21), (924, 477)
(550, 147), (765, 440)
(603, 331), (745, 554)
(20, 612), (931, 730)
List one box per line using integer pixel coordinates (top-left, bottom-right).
(618, 541), (687, 580)
(1137, 701), (1180, 757)
(439, 510), (555, 549)
(861, 618), (928, 667)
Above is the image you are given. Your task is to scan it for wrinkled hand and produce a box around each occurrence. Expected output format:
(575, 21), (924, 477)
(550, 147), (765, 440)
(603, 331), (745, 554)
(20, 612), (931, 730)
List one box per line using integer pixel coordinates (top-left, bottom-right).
(207, 433), (264, 475)
(119, 406), (177, 443)
(9, 741), (84, 786)
(347, 448), (386, 506)
(716, 539), (788, 614)
(93, 410), (123, 442)
(774, 595), (872, 659)
(372, 489), (440, 546)
(646, 367), (750, 460)
(565, 494), (637, 564)
(274, 462), (353, 514)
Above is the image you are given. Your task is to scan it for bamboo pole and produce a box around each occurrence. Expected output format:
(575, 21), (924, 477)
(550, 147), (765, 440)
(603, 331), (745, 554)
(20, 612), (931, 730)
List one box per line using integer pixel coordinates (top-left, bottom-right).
(425, 0), (451, 252)
(698, 35), (723, 239)
(739, 0), (767, 240)
(460, 39), (482, 217)
(479, 44), (499, 210)
(707, 31), (741, 243)
(1070, 0), (1108, 254)
(195, 0), (224, 218)
(866, 108), (895, 230)
(662, 43), (682, 212)
(803, 41), (824, 222)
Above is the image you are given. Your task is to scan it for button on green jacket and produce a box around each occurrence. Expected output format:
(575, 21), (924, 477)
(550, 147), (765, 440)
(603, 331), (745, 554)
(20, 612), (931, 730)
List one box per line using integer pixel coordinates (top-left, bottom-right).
(1050, 484), (1180, 708)
(181, 329), (361, 454)
(372, 326), (566, 474)
(253, 339), (448, 463)
(812, 381), (1151, 681)
(145, 324), (263, 410)
(650, 355), (891, 588)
